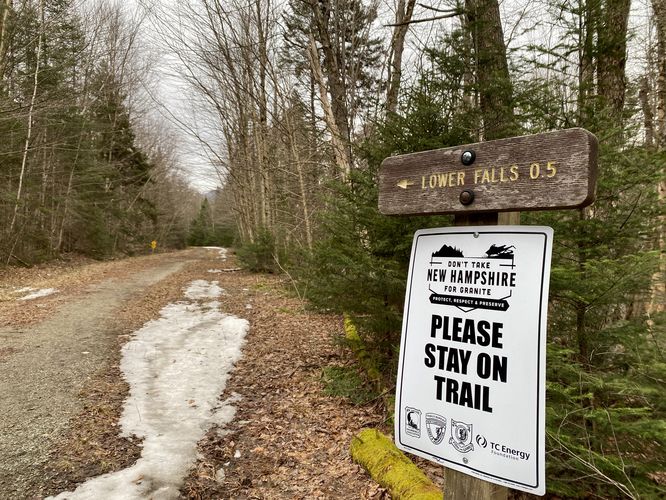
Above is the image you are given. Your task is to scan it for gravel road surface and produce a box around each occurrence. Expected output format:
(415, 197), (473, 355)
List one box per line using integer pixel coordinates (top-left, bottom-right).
(0, 249), (392, 499)
(0, 252), (194, 497)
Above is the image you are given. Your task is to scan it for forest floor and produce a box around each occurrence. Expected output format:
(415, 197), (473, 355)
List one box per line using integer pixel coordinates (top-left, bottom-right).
(0, 247), (395, 499)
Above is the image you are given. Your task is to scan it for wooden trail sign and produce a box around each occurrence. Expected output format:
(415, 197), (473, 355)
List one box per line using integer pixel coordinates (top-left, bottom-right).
(378, 128), (598, 216)
(382, 128), (598, 499)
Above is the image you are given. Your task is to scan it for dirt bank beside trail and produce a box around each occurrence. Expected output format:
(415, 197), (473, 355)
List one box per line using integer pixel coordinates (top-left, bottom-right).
(0, 249), (388, 499)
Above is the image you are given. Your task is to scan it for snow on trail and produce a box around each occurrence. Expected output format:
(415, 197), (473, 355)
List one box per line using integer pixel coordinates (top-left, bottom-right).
(17, 287), (58, 300)
(49, 280), (248, 500)
(202, 247), (228, 260)
(184, 279), (224, 299)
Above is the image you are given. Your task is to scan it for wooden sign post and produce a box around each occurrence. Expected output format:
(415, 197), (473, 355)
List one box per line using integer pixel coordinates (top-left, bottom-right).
(379, 128), (598, 498)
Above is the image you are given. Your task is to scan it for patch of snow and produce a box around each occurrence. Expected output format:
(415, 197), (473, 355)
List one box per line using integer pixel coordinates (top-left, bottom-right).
(207, 269), (223, 274)
(234, 449), (241, 459)
(184, 280), (224, 300)
(19, 288), (57, 301)
(203, 247), (228, 260)
(48, 280), (249, 500)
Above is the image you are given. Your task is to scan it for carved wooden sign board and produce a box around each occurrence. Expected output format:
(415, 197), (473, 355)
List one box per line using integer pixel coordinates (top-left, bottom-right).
(378, 128), (598, 216)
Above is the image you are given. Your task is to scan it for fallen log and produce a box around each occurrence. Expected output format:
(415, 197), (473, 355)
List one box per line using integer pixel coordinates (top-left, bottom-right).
(350, 428), (440, 500)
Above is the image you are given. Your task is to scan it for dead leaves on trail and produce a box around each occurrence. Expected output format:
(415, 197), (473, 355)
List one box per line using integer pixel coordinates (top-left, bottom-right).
(0, 250), (202, 328)
(181, 267), (387, 499)
(1, 249), (389, 498)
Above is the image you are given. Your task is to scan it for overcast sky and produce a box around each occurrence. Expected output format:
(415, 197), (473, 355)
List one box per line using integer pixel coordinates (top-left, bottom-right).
(126, 0), (653, 193)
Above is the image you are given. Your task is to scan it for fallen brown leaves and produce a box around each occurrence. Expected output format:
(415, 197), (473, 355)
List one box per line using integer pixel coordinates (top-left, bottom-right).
(180, 262), (389, 499)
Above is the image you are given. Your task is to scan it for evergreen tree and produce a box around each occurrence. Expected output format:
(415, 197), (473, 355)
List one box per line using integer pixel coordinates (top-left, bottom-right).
(0, 0), (185, 262)
(295, 39), (474, 369)
(188, 198), (214, 246)
(282, 0), (383, 147)
(513, 2), (666, 493)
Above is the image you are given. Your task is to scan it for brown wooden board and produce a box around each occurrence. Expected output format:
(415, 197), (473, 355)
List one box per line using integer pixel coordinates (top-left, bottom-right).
(378, 128), (598, 215)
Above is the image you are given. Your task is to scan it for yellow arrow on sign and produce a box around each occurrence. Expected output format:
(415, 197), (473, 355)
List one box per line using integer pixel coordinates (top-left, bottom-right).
(397, 179), (415, 189)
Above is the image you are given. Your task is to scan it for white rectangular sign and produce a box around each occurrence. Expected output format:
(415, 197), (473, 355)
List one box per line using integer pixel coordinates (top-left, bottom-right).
(394, 226), (553, 495)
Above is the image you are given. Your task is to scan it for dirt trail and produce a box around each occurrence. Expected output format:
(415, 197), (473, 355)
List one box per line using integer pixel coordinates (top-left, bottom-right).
(0, 249), (387, 499)
(0, 252), (194, 497)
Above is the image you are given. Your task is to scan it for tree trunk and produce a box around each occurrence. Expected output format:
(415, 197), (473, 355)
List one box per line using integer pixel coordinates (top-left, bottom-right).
(639, 76), (655, 149)
(650, 0), (666, 313)
(255, 0), (271, 229)
(307, 33), (351, 178)
(286, 111), (314, 250)
(465, 0), (517, 140)
(578, 0), (597, 127)
(386, 0), (416, 114)
(0, 0), (12, 79)
(654, 0), (666, 146)
(597, 0), (631, 122)
(10, 0), (44, 235)
(310, 0), (353, 174)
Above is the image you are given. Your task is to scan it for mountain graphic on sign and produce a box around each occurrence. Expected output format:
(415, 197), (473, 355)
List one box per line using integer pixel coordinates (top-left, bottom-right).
(432, 245), (464, 258)
(484, 244), (515, 259)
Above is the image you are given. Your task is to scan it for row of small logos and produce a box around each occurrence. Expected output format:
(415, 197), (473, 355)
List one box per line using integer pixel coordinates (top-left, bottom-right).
(406, 407), (475, 452)
(405, 407), (531, 461)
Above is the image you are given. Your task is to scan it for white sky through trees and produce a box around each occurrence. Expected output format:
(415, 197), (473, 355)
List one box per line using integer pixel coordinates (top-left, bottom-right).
(121, 0), (653, 193)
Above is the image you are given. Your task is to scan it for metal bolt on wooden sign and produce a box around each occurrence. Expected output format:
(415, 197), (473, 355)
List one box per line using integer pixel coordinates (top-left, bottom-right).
(380, 128), (599, 498)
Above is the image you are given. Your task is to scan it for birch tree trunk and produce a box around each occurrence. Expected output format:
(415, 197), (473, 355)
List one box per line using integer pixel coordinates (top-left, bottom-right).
(310, 0), (353, 175)
(649, 0), (666, 313)
(9, 0), (44, 236)
(307, 34), (351, 178)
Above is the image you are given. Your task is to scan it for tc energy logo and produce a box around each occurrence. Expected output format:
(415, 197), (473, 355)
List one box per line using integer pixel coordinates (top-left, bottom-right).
(476, 434), (531, 461)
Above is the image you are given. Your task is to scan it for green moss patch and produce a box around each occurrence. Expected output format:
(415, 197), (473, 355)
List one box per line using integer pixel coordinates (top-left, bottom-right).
(344, 315), (382, 383)
(351, 428), (440, 500)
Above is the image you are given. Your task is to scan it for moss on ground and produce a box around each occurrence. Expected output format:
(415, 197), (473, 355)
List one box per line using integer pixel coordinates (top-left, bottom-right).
(351, 428), (440, 500)
(343, 315), (381, 383)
